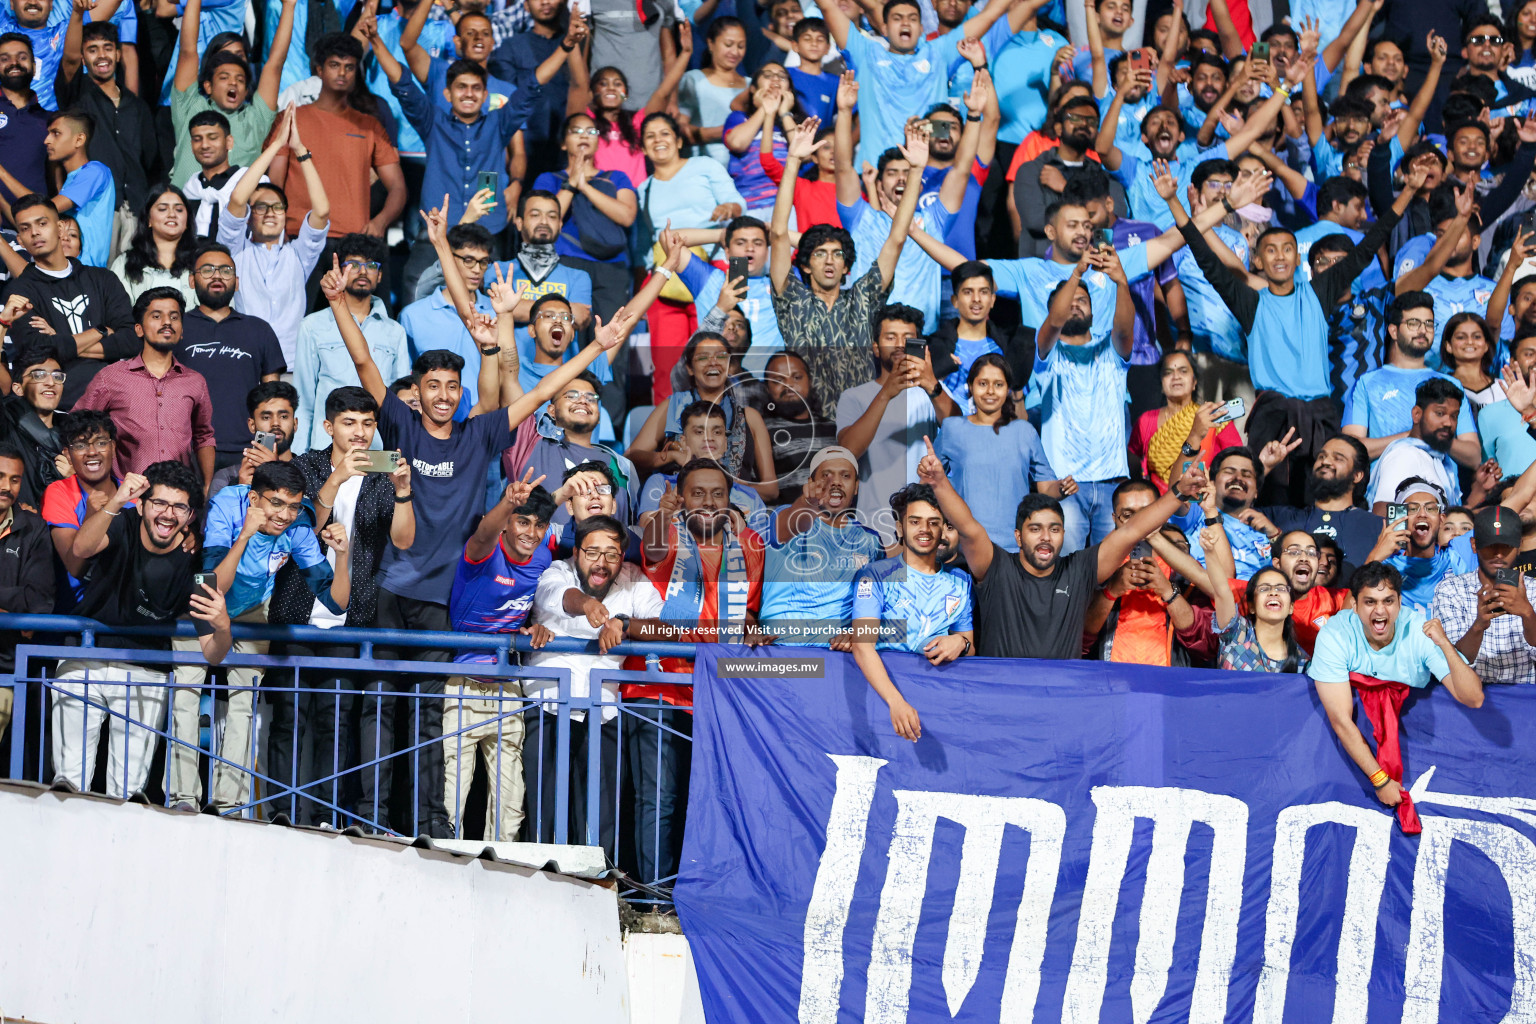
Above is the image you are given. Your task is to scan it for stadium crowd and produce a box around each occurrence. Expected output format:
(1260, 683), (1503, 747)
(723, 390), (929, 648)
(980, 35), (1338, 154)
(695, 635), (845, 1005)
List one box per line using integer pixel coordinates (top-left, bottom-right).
(0, 0), (1529, 866)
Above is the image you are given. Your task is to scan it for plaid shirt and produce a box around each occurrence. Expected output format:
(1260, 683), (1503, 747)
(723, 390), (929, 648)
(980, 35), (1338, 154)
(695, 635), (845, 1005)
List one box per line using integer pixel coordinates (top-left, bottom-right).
(1431, 570), (1536, 684)
(489, 0), (531, 45)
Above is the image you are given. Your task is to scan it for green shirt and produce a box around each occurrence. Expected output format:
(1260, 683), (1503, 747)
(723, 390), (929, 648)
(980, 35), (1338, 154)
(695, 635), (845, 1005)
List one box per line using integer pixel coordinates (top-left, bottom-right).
(169, 84), (276, 193)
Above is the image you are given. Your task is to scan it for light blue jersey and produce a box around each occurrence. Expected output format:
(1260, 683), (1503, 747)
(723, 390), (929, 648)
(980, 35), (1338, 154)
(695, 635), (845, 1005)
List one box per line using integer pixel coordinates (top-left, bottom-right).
(1175, 222), (1248, 362)
(851, 556), (973, 653)
(992, 28), (1070, 144)
(60, 161), (115, 268)
(1112, 139), (1229, 228)
(1293, 221), (1386, 290)
(751, 508), (885, 645)
(841, 196), (954, 333)
(1309, 605), (1457, 687)
(1344, 366), (1475, 444)
(990, 243), (1151, 336)
(1034, 336), (1130, 483)
(1421, 274), (1508, 366)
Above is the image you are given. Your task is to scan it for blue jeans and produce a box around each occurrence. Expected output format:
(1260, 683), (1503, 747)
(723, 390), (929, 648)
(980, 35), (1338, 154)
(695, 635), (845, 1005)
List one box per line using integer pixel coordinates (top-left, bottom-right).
(1062, 479), (1124, 554)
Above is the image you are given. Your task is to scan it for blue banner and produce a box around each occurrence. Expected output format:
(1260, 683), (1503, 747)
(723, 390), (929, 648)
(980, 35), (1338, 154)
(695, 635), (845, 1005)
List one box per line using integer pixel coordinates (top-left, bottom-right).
(674, 648), (1536, 1023)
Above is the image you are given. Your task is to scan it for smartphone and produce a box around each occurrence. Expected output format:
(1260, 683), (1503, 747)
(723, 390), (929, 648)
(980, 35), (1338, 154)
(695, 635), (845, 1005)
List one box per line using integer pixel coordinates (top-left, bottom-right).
(1130, 540), (1154, 561)
(1180, 458), (1207, 480)
(904, 338), (927, 361)
(1096, 228), (1114, 250)
(728, 256), (750, 286)
(252, 430), (279, 452)
(1210, 396), (1245, 425)
(192, 572), (217, 591)
(1496, 567), (1522, 587)
(1387, 503), (1409, 528)
(359, 449), (404, 473)
(476, 170), (499, 205)
(1128, 47), (1154, 73)
(1250, 41), (1270, 62)
(929, 118), (952, 140)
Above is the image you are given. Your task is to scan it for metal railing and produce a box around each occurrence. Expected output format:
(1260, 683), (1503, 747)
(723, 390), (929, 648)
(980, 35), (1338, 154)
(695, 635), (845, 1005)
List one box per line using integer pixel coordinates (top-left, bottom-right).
(0, 613), (699, 901)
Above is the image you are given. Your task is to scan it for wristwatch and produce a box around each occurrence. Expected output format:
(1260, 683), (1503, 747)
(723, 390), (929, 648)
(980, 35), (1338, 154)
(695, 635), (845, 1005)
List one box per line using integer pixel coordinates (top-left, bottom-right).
(296, 151), (313, 163)
(966, 112), (982, 122)
(479, 344), (500, 356)
(1203, 515), (1221, 527)
(928, 381), (944, 399)
(613, 613), (631, 634)
(1180, 442), (1199, 458)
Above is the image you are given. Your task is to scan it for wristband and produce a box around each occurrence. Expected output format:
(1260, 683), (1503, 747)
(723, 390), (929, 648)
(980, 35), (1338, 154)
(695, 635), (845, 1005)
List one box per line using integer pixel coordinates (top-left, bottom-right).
(614, 612), (631, 634)
(1203, 515), (1221, 527)
(104, 509), (121, 517)
(296, 151), (313, 163)
(394, 492), (414, 503)
(960, 636), (972, 655)
(561, 39), (576, 51)
(1370, 768), (1391, 789)
(966, 112), (982, 122)
(0, 317), (11, 328)
(316, 495), (334, 509)
(655, 266), (673, 280)
(479, 344), (501, 356)
(1221, 197), (1236, 214)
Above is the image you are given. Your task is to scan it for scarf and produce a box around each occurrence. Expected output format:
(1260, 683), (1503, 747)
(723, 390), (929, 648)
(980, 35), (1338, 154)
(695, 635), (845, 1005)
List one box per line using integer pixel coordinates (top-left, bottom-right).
(1348, 672), (1421, 835)
(517, 243), (561, 284)
(1146, 403), (1200, 489)
(661, 517), (751, 642)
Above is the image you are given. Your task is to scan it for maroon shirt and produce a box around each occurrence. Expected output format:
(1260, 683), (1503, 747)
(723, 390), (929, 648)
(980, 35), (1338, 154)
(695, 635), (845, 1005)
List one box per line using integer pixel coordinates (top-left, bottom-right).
(74, 354), (216, 476)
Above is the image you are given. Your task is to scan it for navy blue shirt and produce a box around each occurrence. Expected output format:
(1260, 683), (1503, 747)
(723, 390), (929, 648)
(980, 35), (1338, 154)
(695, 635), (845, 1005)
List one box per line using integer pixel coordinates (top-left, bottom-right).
(390, 70), (540, 234)
(0, 91), (49, 204)
(489, 30), (568, 148)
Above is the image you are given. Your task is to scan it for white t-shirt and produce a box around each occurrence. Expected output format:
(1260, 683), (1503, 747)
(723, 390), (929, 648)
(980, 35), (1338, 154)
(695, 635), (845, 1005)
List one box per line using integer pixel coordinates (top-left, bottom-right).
(310, 474), (362, 628)
(1366, 437), (1461, 507)
(834, 379), (939, 544)
(527, 558), (664, 721)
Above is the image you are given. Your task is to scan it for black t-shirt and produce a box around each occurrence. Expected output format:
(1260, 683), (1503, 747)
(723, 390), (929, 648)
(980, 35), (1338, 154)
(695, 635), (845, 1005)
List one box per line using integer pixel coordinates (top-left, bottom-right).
(973, 541), (1100, 659)
(1262, 504), (1383, 575)
(75, 509), (201, 650)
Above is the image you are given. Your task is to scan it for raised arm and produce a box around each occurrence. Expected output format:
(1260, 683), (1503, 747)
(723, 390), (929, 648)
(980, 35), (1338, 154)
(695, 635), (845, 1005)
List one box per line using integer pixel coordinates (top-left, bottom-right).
(172, 0), (206, 92)
(319, 256), (386, 404)
(1034, 258), (1088, 359)
(883, 123), (931, 283)
(915, 435), (994, 580)
(1093, 69), (1129, 171)
(1093, 245), (1135, 359)
(1487, 224), (1531, 329)
(399, 0), (437, 85)
(771, 117), (819, 292)
(1399, 183), (1474, 295)
(937, 66), (988, 213)
(60, 0), (89, 82)
(1220, 58), (1297, 159)
(1396, 32), (1447, 151)
(257, 0), (297, 110)
(833, 71), (860, 206)
(1320, 0), (1377, 75)
(644, 21), (693, 113)
(1098, 464), (1207, 580)
(814, 0), (852, 49)
(1205, 0), (1245, 59)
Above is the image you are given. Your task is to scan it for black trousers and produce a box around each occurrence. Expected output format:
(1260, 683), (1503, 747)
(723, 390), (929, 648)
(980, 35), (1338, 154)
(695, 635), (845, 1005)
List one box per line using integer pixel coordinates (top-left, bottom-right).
(266, 640), (358, 827)
(624, 698), (692, 886)
(523, 709), (617, 859)
(364, 590), (451, 837)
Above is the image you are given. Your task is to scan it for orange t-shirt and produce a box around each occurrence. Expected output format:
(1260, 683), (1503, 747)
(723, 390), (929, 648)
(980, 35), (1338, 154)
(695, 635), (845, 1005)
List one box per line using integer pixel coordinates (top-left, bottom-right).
(1229, 579), (1348, 653)
(268, 104), (399, 238)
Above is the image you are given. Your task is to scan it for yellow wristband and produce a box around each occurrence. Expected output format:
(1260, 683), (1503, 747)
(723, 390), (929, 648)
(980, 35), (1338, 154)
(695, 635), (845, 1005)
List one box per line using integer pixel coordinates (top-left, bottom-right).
(1369, 768), (1390, 788)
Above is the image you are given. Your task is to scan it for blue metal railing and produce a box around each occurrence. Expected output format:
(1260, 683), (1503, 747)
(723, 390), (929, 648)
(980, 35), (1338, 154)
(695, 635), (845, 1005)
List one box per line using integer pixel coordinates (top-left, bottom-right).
(0, 613), (701, 900)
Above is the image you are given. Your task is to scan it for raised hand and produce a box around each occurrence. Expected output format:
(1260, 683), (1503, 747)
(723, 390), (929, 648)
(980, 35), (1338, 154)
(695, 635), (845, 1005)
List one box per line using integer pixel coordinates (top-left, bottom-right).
(956, 35), (984, 68)
(0, 293), (32, 326)
(916, 435), (946, 486)
(657, 479), (683, 518)
(319, 253), (358, 304)
(504, 467), (546, 510)
(1150, 158), (1180, 201)
(835, 70), (858, 112)
(1401, 157), (1431, 194)
(1228, 167), (1272, 209)
(1427, 30), (1447, 64)
(1297, 15), (1319, 58)
(113, 472), (149, 509)
(964, 68), (991, 116)
(464, 312), (499, 349)
(898, 120), (931, 173)
(1476, 457), (1503, 495)
(419, 193), (450, 247)
(1257, 426), (1302, 471)
(787, 115), (824, 161)
(1519, 116), (1536, 146)
(595, 308), (636, 350)
(1503, 362), (1536, 416)
(485, 260), (519, 314)
(1284, 49), (1315, 86)
(320, 521), (349, 555)
(1422, 617), (1451, 648)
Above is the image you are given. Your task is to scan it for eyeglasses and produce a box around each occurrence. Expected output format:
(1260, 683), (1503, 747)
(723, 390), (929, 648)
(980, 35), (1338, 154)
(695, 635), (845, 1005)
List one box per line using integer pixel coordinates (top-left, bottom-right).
(1253, 583), (1290, 595)
(24, 368), (66, 383)
(809, 248), (845, 262)
(68, 437), (112, 452)
(195, 264), (236, 279)
(341, 259), (382, 273)
(693, 351), (731, 364)
(582, 484), (614, 495)
(1468, 34), (1504, 45)
(144, 496), (192, 517)
(250, 201), (287, 214)
(579, 547), (622, 563)
(1281, 546), (1319, 558)
(1205, 180), (1234, 192)
(1404, 501), (1441, 515)
(453, 253), (495, 271)
(536, 310), (575, 324)
(566, 126), (601, 137)
(558, 389), (597, 405)
(258, 494), (302, 514)
(1062, 113), (1098, 126)
(1399, 317), (1436, 331)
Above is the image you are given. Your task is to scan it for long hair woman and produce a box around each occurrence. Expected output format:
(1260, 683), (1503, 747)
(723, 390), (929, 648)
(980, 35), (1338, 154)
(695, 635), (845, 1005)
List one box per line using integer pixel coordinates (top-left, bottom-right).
(109, 184), (198, 306)
(1129, 348), (1242, 491)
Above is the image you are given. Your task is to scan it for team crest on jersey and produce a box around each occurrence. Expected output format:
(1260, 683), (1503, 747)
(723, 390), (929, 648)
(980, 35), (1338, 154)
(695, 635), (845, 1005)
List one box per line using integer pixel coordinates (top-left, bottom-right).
(945, 595), (962, 618)
(857, 578), (873, 599)
(1477, 290), (1494, 305)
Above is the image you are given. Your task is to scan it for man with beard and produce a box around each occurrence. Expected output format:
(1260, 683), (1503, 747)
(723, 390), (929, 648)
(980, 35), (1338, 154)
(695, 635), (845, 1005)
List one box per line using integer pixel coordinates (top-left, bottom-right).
(221, 107), (332, 367)
(292, 234), (406, 454)
(917, 89), (996, 269)
(526, 514), (666, 854)
(1259, 434), (1384, 571)
(266, 385), (415, 826)
(634, 458), (765, 878)
(75, 287), (216, 485)
(504, 370), (638, 526)
(59, 461), (230, 799)
(1014, 93), (1106, 258)
(516, 295), (618, 438)
(1097, 58), (1293, 230)
(0, 0), (70, 110)
(753, 446), (882, 648)
(1432, 505), (1536, 684)
(852, 481), (973, 741)
(0, 439), (53, 750)
(42, 408), (116, 608)
(0, 33), (48, 205)
(499, 191), (594, 343)
(400, 223), (499, 421)
(0, 343), (66, 507)
(207, 381), (299, 495)
(1367, 378), (1468, 511)
(1461, 14), (1536, 118)
(1345, 291), (1481, 468)
(1186, 446), (1278, 581)
(915, 434), (1207, 659)
(174, 243), (286, 470)
(1234, 529), (1352, 653)
(3, 194), (135, 407)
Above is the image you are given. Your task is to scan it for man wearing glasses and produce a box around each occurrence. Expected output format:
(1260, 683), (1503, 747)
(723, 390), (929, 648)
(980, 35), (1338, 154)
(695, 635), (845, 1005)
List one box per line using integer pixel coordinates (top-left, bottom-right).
(0, 343), (67, 506)
(292, 233), (408, 454)
(504, 372), (639, 527)
(74, 287), (216, 487)
(42, 409), (120, 610)
(173, 242), (286, 472)
(515, 293), (617, 440)
(1236, 529), (1352, 654)
(169, 460), (350, 815)
(399, 222), (500, 421)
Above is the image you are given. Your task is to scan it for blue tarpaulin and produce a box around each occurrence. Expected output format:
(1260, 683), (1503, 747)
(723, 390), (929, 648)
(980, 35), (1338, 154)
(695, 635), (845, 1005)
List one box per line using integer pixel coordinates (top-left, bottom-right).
(674, 647), (1536, 1023)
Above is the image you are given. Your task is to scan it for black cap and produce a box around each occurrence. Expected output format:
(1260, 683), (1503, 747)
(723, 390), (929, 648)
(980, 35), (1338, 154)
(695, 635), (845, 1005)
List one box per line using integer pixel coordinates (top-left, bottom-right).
(1474, 505), (1523, 548)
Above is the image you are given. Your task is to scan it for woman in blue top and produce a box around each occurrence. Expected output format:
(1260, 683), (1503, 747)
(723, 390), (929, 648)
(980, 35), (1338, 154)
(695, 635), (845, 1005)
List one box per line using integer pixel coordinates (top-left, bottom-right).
(1510, 0), (1536, 69)
(934, 355), (1066, 551)
(723, 63), (799, 222)
(679, 17), (751, 167)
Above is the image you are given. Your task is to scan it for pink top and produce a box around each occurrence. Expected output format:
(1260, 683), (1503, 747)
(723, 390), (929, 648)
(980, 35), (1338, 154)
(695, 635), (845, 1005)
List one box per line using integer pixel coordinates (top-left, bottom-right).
(1129, 408), (1242, 492)
(591, 108), (648, 189)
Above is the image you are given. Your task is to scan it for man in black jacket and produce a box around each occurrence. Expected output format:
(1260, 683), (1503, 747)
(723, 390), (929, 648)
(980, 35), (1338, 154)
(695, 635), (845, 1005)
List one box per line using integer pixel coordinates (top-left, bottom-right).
(0, 439), (58, 758)
(0, 342), (66, 507)
(2, 194), (134, 408)
(267, 385), (415, 826)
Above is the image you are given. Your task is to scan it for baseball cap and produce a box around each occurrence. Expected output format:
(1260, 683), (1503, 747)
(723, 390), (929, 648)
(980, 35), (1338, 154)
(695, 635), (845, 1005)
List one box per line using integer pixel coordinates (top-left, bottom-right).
(809, 446), (858, 477)
(1474, 505), (1523, 548)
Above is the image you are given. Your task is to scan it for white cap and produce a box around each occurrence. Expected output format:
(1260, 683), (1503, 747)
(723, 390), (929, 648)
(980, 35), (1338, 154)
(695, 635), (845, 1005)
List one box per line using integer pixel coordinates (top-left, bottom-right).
(809, 446), (858, 477)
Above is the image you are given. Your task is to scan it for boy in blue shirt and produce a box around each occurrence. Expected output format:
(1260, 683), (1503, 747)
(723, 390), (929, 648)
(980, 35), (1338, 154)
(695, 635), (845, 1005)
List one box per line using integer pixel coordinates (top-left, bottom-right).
(851, 482), (974, 742)
(444, 473), (557, 841)
(786, 18), (838, 123)
(28, 111), (114, 267)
